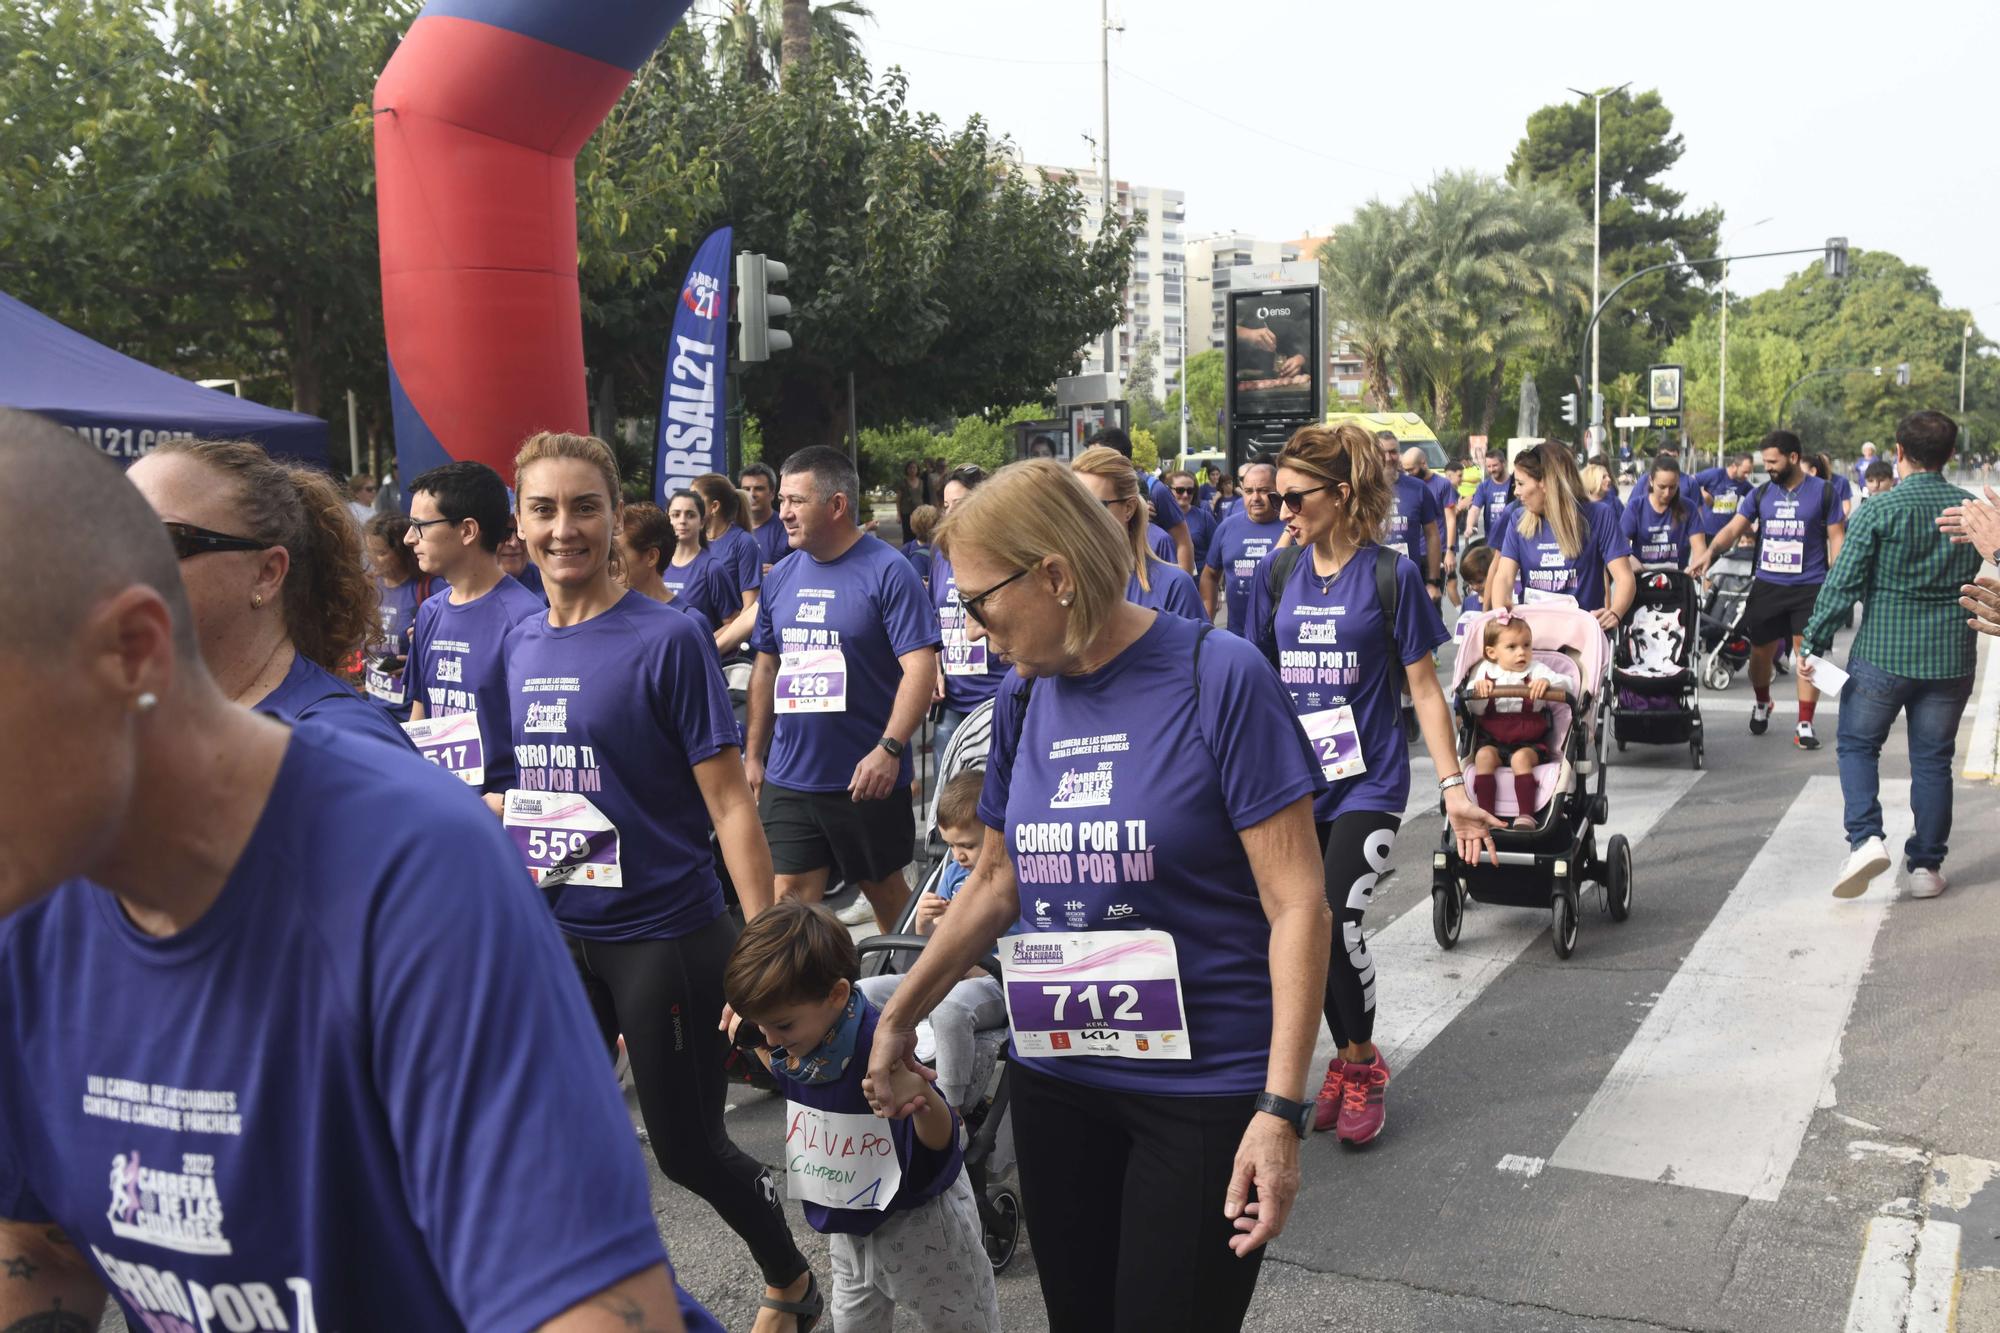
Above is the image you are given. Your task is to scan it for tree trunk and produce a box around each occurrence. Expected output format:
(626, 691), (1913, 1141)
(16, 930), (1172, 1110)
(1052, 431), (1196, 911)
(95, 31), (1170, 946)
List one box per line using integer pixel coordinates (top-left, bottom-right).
(1479, 360), (1504, 439)
(287, 297), (324, 418)
(1364, 348), (1393, 410)
(780, 0), (811, 79)
(732, 1), (766, 84)
(1431, 379), (1455, 433)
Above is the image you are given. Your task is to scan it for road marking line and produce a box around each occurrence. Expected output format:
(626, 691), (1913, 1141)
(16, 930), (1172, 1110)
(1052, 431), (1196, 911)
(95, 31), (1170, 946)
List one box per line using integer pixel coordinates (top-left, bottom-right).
(1324, 767), (1705, 1074)
(1549, 776), (1911, 1201)
(1496, 1154), (1545, 1179)
(1846, 1216), (1919, 1333)
(1909, 1219), (1960, 1333)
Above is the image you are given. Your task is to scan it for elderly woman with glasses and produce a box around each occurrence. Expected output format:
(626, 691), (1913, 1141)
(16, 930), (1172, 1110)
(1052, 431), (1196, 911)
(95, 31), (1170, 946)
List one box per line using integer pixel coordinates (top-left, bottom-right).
(127, 440), (410, 748)
(865, 458), (1331, 1333)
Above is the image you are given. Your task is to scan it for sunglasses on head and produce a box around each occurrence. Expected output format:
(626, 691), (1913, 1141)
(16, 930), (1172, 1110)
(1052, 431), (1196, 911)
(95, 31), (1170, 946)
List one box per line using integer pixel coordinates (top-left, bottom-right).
(163, 520), (268, 561)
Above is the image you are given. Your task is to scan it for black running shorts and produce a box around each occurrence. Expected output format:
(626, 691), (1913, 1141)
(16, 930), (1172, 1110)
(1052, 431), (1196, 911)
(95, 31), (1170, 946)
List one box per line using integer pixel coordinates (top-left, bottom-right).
(1744, 578), (1822, 646)
(759, 780), (915, 882)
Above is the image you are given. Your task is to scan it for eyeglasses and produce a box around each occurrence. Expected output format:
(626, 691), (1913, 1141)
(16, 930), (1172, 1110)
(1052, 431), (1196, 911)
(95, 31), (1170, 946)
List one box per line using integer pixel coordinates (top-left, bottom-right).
(960, 567), (1030, 628)
(163, 521), (267, 560)
(407, 515), (457, 538)
(1171, 486), (1196, 496)
(1279, 484), (1331, 513)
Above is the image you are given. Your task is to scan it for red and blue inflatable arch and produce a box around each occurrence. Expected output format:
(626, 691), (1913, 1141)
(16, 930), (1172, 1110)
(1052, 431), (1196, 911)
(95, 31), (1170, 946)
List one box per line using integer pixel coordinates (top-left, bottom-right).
(373, 0), (690, 483)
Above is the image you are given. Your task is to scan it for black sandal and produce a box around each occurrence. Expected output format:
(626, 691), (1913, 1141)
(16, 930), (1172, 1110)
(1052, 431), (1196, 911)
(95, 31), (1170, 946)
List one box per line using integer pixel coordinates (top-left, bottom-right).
(759, 1271), (824, 1333)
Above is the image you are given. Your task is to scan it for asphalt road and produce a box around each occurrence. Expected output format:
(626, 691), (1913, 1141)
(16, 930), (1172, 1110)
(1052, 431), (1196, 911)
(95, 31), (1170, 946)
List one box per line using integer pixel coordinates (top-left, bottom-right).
(647, 615), (2000, 1333)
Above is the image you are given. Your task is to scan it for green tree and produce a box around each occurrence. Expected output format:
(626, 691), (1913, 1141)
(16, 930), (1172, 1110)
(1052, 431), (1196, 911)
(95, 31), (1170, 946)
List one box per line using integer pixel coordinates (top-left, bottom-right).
(1125, 333), (1166, 437)
(707, 0), (873, 86)
(1510, 88), (1723, 392)
(1162, 348), (1225, 450)
(1319, 200), (1407, 409)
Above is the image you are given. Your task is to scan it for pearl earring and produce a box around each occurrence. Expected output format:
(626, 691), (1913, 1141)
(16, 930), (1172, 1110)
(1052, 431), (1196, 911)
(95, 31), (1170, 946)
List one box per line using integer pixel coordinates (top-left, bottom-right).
(1059, 595), (1074, 607)
(135, 692), (158, 713)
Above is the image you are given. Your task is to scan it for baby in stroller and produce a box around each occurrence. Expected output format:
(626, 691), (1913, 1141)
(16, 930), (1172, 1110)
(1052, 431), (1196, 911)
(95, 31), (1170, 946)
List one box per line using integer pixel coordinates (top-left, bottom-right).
(857, 769), (1006, 1111)
(1466, 615), (1570, 828)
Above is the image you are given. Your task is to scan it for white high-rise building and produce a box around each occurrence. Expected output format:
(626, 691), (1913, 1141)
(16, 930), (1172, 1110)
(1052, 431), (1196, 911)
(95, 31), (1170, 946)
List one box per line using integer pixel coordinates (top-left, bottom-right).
(1028, 163), (1186, 401)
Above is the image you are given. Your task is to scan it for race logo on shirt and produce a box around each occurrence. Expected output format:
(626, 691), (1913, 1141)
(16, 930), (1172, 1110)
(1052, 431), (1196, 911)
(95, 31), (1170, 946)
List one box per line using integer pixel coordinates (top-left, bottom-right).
(436, 656), (463, 684)
(1297, 618), (1342, 645)
(105, 1150), (231, 1257)
(1050, 763), (1114, 809)
(523, 698), (569, 733)
(796, 601), (827, 624)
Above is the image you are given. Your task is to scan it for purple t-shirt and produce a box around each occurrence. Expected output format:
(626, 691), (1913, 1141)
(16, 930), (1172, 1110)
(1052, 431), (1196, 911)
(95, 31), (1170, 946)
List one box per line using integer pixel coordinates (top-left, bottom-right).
(663, 547), (737, 630)
(1420, 472), (1458, 526)
(258, 649), (415, 753)
(978, 613), (1322, 1094)
(1146, 522), (1177, 564)
(902, 540), (933, 586)
(769, 1001), (963, 1236)
(1621, 496), (1701, 566)
(1127, 564), (1207, 622)
(709, 525), (765, 604)
(752, 536), (942, 792)
(1144, 472), (1185, 535)
(366, 577), (430, 720)
(0, 724), (690, 1332)
(1246, 547), (1448, 819)
(1184, 503), (1218, 569)
(749, 514), (791, 569)
(409, 574), (547, 791)
(1498, 502), (1632, 611)
(1385, 472), (1443, 568)
(504, 592), (738, 941)
(1744, 475), (1839, 586)
(932, 550), (1005, 714)
(1470, 477), (1511, 538)
(1204, 512), (1287, 632)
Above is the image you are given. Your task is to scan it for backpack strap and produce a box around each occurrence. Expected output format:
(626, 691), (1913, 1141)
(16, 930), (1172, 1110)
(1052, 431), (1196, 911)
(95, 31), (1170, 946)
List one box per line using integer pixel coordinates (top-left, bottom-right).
(1260, 545), (1306, 667)
(1374, 545), (1405, 692)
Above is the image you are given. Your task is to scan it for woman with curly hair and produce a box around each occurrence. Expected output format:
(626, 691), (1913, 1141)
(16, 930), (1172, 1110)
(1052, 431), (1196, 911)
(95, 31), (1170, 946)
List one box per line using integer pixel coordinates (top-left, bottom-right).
(127, 439), (409, 749)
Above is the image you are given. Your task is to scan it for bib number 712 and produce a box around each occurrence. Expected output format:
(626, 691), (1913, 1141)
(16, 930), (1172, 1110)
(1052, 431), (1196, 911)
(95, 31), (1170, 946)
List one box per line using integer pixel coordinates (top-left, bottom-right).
(1040, 983), (1142, 1024)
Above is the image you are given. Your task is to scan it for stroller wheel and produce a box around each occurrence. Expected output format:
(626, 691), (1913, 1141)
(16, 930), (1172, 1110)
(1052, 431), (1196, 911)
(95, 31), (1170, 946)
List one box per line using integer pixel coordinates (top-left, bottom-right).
(1616, 736), (1627, 752)
(1551, 890), (1578, 959)
(983, 1186), (1022, 1273)
(1691, 740), (1704, 770)
(1606, 834), (1634, 922)
(1431, 881), (1462, 950)
(1704, 662), (1732, 692)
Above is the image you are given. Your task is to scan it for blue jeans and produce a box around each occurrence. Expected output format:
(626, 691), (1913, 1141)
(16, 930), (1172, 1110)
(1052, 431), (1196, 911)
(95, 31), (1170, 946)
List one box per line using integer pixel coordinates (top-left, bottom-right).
(1836, 657), (1973, 871)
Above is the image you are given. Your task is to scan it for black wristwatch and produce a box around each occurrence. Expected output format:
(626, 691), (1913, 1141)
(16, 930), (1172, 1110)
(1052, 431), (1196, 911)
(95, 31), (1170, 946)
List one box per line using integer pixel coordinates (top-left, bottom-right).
(877, 736), (905, 758)
(1253, 1091), (1312, 1139)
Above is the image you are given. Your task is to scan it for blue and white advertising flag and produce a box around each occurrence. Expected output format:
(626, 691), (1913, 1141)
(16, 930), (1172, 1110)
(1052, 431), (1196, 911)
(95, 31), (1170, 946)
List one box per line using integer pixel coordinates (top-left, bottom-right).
(654, 225), (731, 505)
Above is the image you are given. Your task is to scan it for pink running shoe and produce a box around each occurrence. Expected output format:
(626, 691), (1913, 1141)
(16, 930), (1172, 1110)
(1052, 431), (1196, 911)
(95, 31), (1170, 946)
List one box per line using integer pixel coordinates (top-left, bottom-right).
(1337, 1055), (1391, 1146)
(1312, 1057), (1349, 1133)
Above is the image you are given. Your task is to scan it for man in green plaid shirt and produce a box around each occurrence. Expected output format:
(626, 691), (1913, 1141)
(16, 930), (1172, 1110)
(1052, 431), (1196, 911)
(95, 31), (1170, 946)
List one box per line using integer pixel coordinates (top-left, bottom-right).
(1801, 411), (1978, 901)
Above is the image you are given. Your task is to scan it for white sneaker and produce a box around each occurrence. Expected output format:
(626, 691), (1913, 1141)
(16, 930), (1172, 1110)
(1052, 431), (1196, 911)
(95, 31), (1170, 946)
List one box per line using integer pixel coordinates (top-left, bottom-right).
(835, 894), (878, 927)
(1832, 837), (1891, 899)
(1906, 867), (1948, 900)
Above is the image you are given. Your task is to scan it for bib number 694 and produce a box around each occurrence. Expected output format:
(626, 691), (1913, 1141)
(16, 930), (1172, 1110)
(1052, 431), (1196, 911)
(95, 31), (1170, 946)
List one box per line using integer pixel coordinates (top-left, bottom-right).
(1041, 983), (1142, 1024)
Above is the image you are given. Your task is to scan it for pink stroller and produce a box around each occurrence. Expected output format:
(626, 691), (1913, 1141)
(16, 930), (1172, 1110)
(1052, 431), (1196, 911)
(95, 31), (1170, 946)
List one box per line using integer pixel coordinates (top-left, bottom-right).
(1434, 603), (1633, 959)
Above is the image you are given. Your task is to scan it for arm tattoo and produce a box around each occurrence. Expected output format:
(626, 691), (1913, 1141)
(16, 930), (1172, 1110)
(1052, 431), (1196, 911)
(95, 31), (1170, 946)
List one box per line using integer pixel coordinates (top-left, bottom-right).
(1, 1299), (93, 1332)
(588, 1293), (662, 1331)
(1, 1256), (36, 1280)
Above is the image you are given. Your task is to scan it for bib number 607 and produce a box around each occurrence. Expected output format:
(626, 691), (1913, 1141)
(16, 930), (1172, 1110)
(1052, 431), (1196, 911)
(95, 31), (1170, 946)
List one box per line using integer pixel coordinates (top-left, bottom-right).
(1042, 983), (1142, 1023)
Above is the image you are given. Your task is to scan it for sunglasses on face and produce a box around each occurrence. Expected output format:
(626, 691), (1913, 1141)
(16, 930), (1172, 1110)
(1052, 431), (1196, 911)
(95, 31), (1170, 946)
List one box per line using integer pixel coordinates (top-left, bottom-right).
(163, 521), (268, 561)
(1171, 486), (1196, 496)
(960, 567), (1030, 627)
(1279, 484), (1331, 513)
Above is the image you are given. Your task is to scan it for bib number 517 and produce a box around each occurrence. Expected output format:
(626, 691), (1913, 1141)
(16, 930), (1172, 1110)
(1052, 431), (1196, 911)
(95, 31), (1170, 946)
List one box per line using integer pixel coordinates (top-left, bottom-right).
(1041, 983), (1142, 1024)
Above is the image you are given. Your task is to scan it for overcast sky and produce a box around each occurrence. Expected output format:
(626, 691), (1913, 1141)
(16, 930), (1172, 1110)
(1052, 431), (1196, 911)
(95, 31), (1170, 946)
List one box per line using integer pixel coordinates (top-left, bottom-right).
(846, 0), (1999, 316)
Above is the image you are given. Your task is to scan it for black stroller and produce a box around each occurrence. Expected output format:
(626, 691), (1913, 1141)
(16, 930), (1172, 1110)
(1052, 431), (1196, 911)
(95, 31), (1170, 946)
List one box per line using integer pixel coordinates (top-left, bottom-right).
(1611, 568), (1706, 768)
(1697, 548), (1755, 691)
(857, 697), (1024, 1274)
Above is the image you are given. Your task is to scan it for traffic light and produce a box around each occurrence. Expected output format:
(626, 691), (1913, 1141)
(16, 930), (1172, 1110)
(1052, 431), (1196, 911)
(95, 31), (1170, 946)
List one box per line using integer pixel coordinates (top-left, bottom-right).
(1560, 391), (1579, 427)
(1824, 237), (1849, 280)
(735, 253), (792, 362)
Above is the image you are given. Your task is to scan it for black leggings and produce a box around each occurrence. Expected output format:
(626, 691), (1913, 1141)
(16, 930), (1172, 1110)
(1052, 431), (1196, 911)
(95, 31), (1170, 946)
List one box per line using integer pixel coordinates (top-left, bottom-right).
(568, 914), (808, 1289)
(1010, 1062), (1265, 1332)
(1315, 810), (1402, 1049)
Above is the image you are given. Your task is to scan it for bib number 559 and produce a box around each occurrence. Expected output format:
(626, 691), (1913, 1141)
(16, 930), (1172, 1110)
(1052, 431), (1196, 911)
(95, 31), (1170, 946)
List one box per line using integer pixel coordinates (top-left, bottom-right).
(526, 829), (591, 864)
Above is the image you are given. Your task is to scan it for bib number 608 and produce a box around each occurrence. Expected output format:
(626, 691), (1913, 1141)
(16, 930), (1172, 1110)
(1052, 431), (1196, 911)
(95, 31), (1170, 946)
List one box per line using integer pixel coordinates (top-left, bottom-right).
(1041, 983), (1142, 1023)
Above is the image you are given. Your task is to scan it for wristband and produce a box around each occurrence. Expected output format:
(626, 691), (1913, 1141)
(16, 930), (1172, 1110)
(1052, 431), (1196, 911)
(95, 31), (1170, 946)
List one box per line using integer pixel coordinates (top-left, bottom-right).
(1439, 774), (1466, 793)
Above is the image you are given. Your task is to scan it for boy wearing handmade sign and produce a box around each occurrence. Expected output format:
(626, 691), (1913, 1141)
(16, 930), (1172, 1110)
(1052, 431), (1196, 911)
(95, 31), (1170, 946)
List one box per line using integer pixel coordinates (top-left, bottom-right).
(724, 900), (1000, 1333)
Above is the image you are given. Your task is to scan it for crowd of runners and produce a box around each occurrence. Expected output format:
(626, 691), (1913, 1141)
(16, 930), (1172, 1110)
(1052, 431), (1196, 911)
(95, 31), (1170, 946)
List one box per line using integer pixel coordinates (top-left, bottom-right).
(0, 401), (1987, 1332)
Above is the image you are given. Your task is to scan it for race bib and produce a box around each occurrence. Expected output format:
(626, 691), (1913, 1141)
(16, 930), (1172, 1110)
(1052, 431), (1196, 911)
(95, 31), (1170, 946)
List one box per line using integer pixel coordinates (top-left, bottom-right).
(1387, 539), (1410, 557)
(781, 1104), (903, 1211)
(503, 790), (622, 888)
(941, 604), (987, 677)
(775, 648), (848, 713)
(1300, 706), (1368, 781)
(400, 713), (484, 786)
(1761, 538), (1804, 575)
(1711, 493), (1740, 514)
(364, 659), (406, 707)
(1001, 929), (1190, 1061)
(1523, 587), (1578, 606)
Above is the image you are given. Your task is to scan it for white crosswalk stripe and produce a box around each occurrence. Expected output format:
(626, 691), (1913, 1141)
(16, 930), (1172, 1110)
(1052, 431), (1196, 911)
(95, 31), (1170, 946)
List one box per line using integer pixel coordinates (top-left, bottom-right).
(1549, 776), (1913, 1200)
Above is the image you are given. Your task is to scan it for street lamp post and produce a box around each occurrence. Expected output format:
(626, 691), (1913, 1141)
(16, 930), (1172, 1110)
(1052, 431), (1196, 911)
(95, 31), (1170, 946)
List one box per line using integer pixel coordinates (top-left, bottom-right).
(1964, 323), (1974, 415)
(1717, 217), (1773, 469)
(1566, 81), (1631, 452)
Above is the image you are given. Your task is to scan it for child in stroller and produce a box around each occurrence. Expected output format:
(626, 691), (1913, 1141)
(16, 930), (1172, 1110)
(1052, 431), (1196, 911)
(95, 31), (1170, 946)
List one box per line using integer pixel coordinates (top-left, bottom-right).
(1465, 614), (1569, 829)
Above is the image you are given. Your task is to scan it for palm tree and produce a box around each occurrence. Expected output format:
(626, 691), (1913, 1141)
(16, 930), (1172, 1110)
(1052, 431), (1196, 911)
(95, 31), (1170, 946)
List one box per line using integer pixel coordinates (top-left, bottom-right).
(1319, 200), (1407, 410)
(711, 0), (873, 85)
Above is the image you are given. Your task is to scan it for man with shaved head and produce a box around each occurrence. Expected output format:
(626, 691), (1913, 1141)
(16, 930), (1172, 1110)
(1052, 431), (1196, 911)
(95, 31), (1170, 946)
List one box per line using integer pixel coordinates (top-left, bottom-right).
(1201, 459), (1286, 629)
(0, 410), (715, 1331)
(1402, 446), (1460, 578)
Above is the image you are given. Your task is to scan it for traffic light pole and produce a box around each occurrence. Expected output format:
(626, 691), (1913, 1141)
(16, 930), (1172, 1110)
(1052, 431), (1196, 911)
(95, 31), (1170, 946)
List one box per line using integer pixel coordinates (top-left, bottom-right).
(1573, 243), (1840, 456)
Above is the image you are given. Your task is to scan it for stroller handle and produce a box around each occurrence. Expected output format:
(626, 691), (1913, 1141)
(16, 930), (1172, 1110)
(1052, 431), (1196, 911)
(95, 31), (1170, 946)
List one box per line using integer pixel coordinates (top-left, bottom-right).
(1458, 684), (1570, 703)
(856, 933), (1005, 982)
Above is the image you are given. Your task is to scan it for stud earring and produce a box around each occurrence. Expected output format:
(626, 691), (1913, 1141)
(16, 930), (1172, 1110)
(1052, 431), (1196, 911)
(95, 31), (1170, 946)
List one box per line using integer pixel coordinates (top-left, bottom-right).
(135, 692), (159, 713)
(1059, 595), (1074, 607)
(252, 594), (264, 608)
